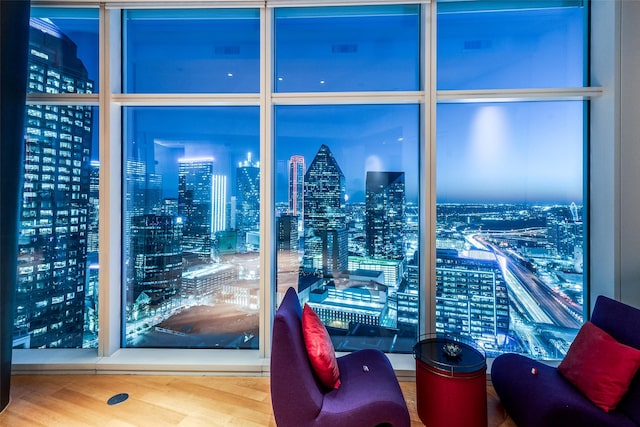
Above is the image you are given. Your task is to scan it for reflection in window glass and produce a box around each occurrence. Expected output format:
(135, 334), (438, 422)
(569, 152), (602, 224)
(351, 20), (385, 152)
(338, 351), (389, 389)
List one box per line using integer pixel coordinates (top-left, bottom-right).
(124, 9), (260, 94)
(122, 107), (260, 349)
(437, 4), (585, 90)
(28, 8), (99, 93)
(275, 105), (420, 353)
(275, 5), (420, 92)
(436, 101), (585, 359)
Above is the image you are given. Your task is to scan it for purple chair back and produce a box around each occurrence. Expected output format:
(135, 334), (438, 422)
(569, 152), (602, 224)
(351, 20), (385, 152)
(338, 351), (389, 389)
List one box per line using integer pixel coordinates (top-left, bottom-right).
(591, 295), (640, 424)
(270, 287), (324, 427)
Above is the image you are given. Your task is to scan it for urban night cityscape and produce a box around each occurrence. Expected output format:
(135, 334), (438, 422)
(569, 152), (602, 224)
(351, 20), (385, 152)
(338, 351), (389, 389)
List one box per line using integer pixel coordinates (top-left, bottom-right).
(15, 5), (585, 359)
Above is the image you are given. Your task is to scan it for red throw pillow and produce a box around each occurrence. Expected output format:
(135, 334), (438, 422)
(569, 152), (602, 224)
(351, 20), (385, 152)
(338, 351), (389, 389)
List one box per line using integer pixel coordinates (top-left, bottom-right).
(301, 304), (341, 389)
(558, 321), (640, 412)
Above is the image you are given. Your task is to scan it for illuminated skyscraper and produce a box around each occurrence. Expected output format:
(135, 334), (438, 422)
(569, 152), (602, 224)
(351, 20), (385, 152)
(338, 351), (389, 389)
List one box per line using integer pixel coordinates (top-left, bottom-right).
(277, 215), (299, 252)
(435, 248), (509, 349)
(212, 174), (227, 233)
(15, 18), (95, 348)
(365, 171), (405, 260)
(88, 161), (100, 254)
(288, 155), (305, 220)
(236, 153), (260, 248)
(130, 214), (183, 307)
(304, 144), (346, 232)
(276, 214), (299, 275)
(178, 158), (214, 261)
(303, 144), (348, 276)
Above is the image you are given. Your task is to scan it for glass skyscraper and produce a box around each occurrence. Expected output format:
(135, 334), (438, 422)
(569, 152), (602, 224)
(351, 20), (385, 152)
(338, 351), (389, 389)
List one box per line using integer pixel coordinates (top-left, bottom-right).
(365, 171), (405, 260)
(130, 214), (183, 309)
(15, 18), (94, 348)
(288, 155), (305, 219)
(436, 248), (510, 353)
(303, 144), (348, 277)
(178, 159), (214, 262)
(236, 153), (260, 251)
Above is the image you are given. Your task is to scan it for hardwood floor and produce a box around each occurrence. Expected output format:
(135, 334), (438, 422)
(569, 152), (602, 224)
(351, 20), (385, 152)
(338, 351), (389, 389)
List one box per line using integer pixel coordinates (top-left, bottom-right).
(0, 375), (516, 426)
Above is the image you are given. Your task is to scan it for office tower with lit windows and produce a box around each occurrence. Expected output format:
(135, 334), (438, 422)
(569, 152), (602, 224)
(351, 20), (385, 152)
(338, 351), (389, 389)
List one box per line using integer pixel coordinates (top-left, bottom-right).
(365, 171), (405, 260)
(85, 161), (100, 347)
(304, 144), (346, 232)
(178, 159), (214, 262)
(288, 155), (305, 220)
(88, 161), (100, 254)
(276, 214), (300, 285)
(124, 159), (163, 237)
(130, 214), (183, 308)
(397, 264), (419, 330)
(15, 18), (95, 348)
(236, 153), (260, 237)
(435, 248), (510, 349)
(212, 175), (227, 233)
(125, 159), (147, 226)
(277, 214), (299, 252)
(303, 144), (348, 277)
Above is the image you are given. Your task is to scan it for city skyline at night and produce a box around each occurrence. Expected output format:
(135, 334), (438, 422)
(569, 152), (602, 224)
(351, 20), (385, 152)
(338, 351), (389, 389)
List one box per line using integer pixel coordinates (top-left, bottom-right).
(18, 4), (587, 358)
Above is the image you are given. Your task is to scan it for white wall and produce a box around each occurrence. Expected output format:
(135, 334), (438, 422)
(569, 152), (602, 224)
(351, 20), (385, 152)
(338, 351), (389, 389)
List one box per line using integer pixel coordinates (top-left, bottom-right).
(619, 0), (640, 307)
(590, 0), (640, 310)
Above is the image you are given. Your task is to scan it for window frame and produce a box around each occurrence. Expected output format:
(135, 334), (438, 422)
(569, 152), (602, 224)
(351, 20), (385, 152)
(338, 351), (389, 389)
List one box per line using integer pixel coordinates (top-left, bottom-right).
(14, 0), (601, 376)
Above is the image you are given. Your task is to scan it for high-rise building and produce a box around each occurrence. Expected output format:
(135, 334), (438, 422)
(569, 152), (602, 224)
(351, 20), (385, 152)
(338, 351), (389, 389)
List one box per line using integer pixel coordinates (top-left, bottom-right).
(288, 155), (305, 220)
(14, 18), (95, 348)
(212, 174), (227, 233)
(435, 248), (510, 349)
(88, 161), (100, 254)
(277, 214), (299, 252)
(365, 171), (405, 260)
(236, 153), (260, 236)
(86, 160), (100, 347)
(303, 144), (348, 277)
(397, 264), (419, 330)
(130, 214), (183, 308)
(276, 214), (299, 278)
(304, 144), (346, 232)
(178, 158), (214, 261)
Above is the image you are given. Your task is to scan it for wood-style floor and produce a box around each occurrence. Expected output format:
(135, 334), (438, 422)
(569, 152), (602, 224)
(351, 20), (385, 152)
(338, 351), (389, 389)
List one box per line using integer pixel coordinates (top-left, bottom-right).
(0, 375), (517, 426)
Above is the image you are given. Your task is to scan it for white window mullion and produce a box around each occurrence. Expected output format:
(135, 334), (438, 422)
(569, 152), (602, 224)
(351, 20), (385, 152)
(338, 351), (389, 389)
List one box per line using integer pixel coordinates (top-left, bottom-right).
(259, 5), (274, 360)
(98, 5), (123, 357)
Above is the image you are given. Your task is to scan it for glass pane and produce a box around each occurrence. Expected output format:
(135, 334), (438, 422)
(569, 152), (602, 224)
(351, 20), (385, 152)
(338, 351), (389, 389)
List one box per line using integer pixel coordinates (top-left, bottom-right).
(123, 107), (260, 349)
(29, 8), (98, 94)
(437, 4), (586, 90)
(124, 9), (260, 93)
(436, 101), (585, 359)
(275, 6), (420, 92)
(16, 105), (98, 349)
(275, 105), (420, 353)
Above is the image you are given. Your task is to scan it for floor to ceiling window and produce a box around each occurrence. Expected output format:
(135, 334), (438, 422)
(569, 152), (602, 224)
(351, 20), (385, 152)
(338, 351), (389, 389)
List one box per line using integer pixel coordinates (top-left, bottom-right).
(273, 5), (423, 354)
(435, 1), (587, 359)
(121, 9), (261, 349)
(14, 0), (592, 365)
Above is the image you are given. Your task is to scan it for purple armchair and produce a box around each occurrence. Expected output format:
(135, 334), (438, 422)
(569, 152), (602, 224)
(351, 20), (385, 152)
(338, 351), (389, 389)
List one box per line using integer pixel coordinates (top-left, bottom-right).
(491, 295), (640, 427)
(270, 287), (410, 427)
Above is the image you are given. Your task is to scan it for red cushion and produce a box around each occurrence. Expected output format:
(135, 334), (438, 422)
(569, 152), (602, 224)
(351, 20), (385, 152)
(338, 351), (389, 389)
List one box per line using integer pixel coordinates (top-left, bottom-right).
(558, 321), (640, 412)
(301, 304), (341, 389)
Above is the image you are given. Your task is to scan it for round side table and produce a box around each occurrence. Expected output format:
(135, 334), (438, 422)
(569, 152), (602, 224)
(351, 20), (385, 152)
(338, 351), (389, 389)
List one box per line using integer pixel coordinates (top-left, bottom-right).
(413, 335), (487, 427)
